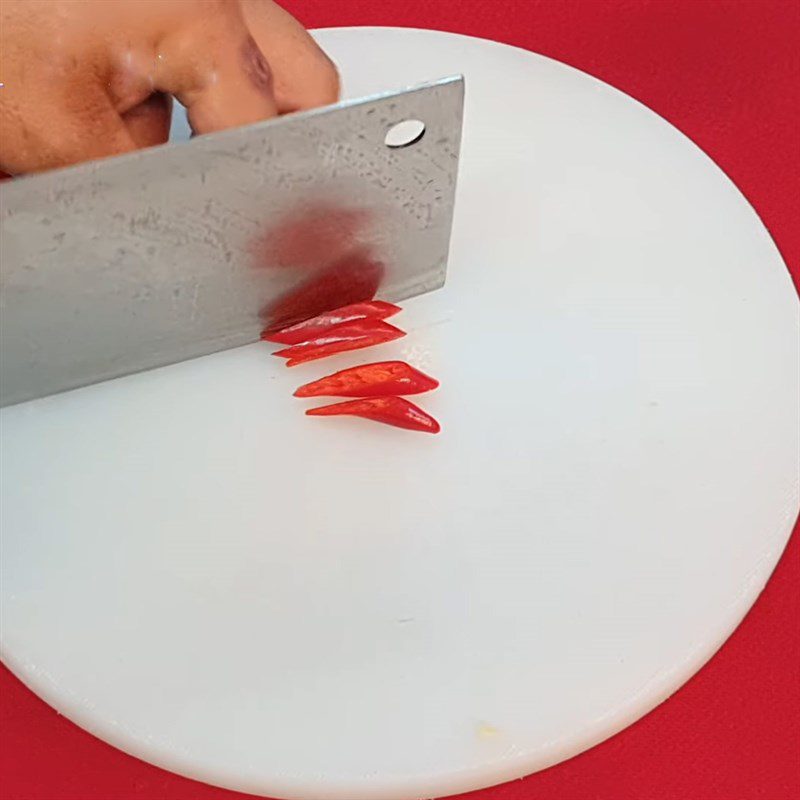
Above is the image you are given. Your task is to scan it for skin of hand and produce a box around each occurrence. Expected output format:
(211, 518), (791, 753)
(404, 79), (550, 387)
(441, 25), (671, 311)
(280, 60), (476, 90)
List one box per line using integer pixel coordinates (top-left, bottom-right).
(0, 0), (340, 174)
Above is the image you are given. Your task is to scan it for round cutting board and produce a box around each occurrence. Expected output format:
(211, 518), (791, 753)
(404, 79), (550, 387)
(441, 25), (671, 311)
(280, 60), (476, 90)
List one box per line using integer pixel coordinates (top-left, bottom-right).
(1, 27), (798, 800)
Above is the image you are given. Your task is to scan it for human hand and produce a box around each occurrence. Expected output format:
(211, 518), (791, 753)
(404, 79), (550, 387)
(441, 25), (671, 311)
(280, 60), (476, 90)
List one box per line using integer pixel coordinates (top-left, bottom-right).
(0, 0), (339, 174)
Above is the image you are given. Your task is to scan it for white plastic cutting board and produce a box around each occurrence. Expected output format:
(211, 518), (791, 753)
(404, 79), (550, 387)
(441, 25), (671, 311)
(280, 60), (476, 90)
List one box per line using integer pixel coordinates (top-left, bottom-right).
(1, 28), (798, 800)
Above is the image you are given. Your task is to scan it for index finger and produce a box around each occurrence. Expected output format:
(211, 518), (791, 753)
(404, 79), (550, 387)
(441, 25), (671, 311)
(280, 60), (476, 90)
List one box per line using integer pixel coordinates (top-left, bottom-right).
(240, 0), (339, 114)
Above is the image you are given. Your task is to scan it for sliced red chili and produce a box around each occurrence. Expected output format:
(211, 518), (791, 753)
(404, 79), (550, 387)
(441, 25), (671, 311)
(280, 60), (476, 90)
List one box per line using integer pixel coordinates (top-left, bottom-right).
(273, 319), (405, 366)
(262, 301), (401, 345)
(306, 396), (440, 434)
(259, 252), (384, 331)
(294, 361), (438, 398)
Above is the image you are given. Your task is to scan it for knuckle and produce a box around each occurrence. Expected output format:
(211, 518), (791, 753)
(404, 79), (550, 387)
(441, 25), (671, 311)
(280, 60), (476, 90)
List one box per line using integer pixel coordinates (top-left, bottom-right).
(300, 51), (340, 108)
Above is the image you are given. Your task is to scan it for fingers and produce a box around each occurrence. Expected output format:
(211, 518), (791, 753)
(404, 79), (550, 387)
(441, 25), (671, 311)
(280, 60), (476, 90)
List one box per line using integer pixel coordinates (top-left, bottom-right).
(153, 4), (279, 135)
(240, 0), (340, 113)
(142, 1), (338, 132)
(1, 65), (169, 174)
(0, 0), (338, 174)
(0, 81), (137, 174)
(123, 92), (173, 149)
(0, 2), (136, 174)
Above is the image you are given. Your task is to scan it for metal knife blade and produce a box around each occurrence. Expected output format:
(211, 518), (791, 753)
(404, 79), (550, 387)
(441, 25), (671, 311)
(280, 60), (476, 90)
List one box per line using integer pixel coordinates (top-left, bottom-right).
(0, 76), (464, 406)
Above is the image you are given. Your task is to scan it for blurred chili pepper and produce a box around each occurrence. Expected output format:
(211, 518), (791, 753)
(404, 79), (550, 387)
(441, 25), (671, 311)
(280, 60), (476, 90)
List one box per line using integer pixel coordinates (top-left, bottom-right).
(259, 252), (384, 332)
(294, 361), (438, 398)
(263, 301), (401, 345)
(306, 396), (440, 434)
(273, 319), (405, 366)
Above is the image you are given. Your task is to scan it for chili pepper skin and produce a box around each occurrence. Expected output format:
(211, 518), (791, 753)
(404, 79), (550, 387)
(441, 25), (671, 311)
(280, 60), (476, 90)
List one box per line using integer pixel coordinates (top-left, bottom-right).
(262, 301), (401, 345)
(273, 319), (405, 366)
(294, 361), (438, 398)
(306, 396), (441, 433)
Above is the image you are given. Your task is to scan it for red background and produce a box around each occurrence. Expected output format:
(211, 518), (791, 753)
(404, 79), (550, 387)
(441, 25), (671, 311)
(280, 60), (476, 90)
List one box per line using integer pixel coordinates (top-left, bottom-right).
(1, 1), (798, 798)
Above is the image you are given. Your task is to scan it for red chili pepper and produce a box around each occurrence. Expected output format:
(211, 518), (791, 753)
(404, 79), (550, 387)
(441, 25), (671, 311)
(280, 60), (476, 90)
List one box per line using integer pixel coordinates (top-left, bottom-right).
(259, 252), (384, 331)
(273, 319), (405, 366)
(262, 301), (401, 345)
(306, 396), (440, 434)
(294, 361), (438, 398)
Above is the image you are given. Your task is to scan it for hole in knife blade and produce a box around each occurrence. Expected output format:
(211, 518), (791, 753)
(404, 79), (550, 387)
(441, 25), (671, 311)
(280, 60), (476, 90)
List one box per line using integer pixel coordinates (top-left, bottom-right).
(384, 119), (426, 148)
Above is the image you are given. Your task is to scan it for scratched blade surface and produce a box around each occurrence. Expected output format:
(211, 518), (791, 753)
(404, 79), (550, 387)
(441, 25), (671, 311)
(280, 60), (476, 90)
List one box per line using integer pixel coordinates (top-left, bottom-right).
(0, 77), (463, 407)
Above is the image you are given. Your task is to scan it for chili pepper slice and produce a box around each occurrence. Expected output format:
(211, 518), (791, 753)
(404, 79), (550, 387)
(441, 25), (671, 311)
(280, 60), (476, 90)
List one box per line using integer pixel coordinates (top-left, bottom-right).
(262, 300), (401, 345)
(273, 319), (405, 366)
(259, 253), (384, 331)
(306, 396), (440, 434)
(294, 360), (438, 398)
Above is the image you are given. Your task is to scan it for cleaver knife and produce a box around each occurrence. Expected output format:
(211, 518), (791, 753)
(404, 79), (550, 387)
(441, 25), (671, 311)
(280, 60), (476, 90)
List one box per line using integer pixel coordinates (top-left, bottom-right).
(0, 76), (464, 407)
